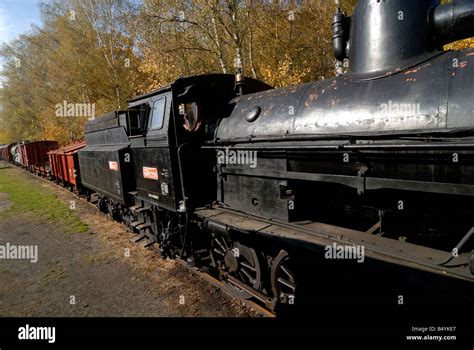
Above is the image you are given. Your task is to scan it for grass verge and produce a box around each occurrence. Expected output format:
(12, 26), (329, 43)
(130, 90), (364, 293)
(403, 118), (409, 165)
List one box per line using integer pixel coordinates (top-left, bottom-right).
(0, 166), (88, 233)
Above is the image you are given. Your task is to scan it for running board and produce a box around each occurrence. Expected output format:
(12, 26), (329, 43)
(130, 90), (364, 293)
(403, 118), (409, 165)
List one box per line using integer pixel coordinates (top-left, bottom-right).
(195, 206), (474, 282)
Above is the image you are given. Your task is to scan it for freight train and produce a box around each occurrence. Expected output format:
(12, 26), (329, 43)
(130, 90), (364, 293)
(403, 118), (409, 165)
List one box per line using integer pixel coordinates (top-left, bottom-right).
(0, 141), (58, 176)
(2, 0), (474, 312)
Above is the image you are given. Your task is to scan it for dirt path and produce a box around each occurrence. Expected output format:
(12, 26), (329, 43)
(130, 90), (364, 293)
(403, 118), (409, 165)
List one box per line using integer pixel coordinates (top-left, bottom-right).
(0, 166), (257, 317)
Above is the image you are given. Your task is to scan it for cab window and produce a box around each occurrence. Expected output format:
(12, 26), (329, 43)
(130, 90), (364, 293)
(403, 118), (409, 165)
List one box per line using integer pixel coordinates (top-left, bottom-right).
(149, 98), (166, 130)
(128, 109), (144, 136)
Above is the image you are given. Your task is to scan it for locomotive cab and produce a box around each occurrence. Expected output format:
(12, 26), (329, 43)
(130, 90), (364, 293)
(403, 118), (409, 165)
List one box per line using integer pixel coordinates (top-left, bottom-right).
(125, 74), (273, 215)
(126, 87), (178, 212)
(99, 74), (271, 253)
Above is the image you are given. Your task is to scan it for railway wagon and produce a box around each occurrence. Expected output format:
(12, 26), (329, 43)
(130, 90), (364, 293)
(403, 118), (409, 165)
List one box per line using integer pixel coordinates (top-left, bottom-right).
(48, 147), (61, 183)
(11, 143), (22, 164)
(0, 143), (14, 162)
(18, 141), (58, 176)
(48, 141), (86, 191)
(77, 110), (138, 215)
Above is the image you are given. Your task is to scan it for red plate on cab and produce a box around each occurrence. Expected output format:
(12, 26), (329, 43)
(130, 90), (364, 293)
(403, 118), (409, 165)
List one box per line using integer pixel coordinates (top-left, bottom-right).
(143, 167), (159, 180)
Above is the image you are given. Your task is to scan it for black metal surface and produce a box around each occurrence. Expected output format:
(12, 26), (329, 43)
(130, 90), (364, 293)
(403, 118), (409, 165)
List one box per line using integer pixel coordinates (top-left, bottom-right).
(79, 113), (135, 205)
(432, 0), (474, 45)
(216, 50), (471, 141)
(85, 111), (123, 134)
(348, 0), (440, 78)
(128, 74), (271, 105)
(78, 144), (135, 204)
(128, 91), (180, 210)
(133, 145), (179, 210)
(195, 206), (474, 282)
(332, 8), (350, 62)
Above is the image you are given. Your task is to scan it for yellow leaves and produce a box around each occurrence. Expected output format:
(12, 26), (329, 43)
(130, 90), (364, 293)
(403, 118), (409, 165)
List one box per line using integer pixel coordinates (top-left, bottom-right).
(135, 50), (179, 93)
(0, 130), (14, 144)
(0, 0), (140, 145)
(41, 106), (86, 146)
(261, 54), (311, 88)
(445, 37), (474, 51)
(45, 124), (68, 145)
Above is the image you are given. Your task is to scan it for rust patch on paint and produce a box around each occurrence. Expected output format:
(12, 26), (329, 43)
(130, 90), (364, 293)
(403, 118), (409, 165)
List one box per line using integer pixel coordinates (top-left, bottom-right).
(404, 69), (419, 75)
(262, 104), (274, 117)
(304, 94), (319, 108)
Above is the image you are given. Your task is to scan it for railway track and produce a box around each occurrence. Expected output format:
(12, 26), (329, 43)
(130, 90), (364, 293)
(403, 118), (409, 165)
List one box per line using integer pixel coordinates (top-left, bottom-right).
(174, 259), (275, 317)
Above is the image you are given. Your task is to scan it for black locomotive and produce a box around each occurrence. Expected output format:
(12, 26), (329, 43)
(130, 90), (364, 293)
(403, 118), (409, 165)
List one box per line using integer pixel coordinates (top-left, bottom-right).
(7, 0), (473, 312)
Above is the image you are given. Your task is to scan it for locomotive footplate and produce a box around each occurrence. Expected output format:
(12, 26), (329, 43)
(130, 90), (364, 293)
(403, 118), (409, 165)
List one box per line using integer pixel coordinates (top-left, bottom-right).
(195, 206), (474, 283)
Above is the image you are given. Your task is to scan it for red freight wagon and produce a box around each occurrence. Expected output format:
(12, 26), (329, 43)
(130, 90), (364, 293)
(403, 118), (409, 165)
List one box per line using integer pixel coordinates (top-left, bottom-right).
(48, 149), (61, 183)
(48, 141), (86, 191)
(19, 141), (58, 176)
(0, 143), (14, 162)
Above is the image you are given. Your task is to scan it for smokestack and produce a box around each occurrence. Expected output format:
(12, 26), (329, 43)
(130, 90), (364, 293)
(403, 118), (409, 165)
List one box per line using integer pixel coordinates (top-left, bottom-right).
(347, 0), (439, 79)
(338, 0), (474, 79)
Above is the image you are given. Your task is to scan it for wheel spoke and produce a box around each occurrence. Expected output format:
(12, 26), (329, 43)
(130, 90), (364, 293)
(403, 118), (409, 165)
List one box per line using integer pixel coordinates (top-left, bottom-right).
(215, 239), (226, 252)
(240, 261), (256, 271)
(240, 269), (255, 284)
(281, 265), (293, 279)
(222, 238), (231, 251)
(278, 277), (296, 291)
(213, 248), (225, 256)
(240, 268), (254, 282)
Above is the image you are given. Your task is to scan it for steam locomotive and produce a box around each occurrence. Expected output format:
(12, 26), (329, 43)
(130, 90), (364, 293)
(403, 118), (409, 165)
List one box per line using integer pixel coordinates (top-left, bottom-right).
(3, 0), (474, 312)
